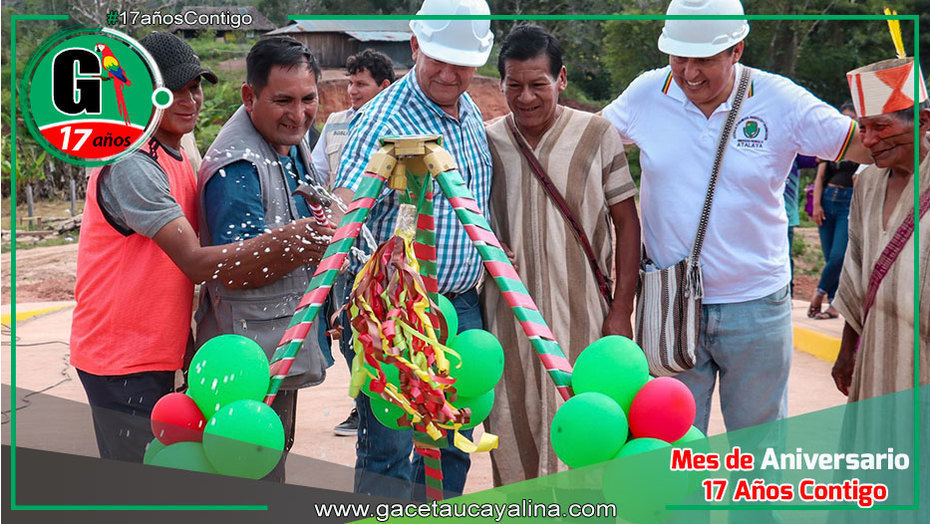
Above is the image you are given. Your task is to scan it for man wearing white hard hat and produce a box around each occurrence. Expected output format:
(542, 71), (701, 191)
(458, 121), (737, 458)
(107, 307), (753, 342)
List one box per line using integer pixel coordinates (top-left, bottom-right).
(831, 57), (929, 402)
(332, 0), (493, 499)
(602, 0), (872, 434)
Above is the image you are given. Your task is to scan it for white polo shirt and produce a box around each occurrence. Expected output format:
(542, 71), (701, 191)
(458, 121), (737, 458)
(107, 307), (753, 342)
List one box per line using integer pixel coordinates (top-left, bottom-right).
(603, 63), (856, 304)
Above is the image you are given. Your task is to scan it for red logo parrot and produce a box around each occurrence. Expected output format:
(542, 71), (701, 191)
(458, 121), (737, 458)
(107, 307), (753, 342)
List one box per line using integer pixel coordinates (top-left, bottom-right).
(95, 43), (132, 125)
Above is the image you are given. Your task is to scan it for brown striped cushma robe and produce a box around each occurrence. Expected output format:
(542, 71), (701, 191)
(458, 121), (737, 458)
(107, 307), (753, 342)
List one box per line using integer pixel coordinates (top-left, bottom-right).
(827, 154), (929, 524)
(833, 153), (929, 403)
(480, 107), (638, 486)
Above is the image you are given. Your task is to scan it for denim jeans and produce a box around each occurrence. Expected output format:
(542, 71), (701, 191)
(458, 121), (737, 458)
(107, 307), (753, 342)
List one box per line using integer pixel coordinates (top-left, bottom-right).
(675, 284), (793, 434)
(342, 286), (482, 500)
(677, 286), (793, 524)
(332, 273), (355, 370)
(816, 186), (853, 301)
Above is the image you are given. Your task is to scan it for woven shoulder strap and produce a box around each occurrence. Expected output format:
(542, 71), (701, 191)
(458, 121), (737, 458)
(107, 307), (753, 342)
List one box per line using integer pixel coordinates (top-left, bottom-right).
(862, 186), (930, 324)
(505, 115), (614, 304)
(690, 67), (753, 264)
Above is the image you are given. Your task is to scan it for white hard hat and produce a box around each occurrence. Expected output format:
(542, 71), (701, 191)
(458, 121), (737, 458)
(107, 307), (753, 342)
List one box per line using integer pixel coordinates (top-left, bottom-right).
(409, 0), (494, 68)
(657, 0), (750, 58)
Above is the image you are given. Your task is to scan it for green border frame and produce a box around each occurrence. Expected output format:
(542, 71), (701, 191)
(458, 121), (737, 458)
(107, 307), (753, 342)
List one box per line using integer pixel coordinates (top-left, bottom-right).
(8, 10), (922, 515)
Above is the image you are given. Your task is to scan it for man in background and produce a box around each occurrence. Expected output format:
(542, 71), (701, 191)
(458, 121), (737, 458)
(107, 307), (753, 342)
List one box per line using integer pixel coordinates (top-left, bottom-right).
(311, 49), (395, 189)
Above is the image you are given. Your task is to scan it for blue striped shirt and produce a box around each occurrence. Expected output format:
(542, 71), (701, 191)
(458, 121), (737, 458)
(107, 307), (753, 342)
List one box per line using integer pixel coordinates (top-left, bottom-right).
(334, 66), (492, 294)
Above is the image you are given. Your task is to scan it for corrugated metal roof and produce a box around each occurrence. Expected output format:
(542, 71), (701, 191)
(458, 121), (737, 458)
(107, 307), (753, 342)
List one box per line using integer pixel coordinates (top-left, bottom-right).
(344, 31), (411, 42)
(268, 19), (412, 35)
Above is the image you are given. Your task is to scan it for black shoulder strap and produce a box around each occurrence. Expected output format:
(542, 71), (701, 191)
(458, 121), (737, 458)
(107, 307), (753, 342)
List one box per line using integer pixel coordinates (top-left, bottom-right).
(96, 165), (135, 237)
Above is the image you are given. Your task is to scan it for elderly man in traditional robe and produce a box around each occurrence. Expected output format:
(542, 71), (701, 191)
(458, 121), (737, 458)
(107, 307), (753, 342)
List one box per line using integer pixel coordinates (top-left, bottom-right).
(831, 57), (929, 402)
(481, 24), (640, 486)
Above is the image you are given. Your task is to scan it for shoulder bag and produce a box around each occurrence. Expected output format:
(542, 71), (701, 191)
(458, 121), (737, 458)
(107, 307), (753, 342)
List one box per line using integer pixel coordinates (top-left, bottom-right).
(635, 67), (753, 376)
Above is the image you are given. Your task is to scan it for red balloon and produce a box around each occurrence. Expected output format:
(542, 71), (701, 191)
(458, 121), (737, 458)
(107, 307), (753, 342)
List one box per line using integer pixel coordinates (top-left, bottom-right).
(151, 392), (207, 445)
(628, 377), (695, 443)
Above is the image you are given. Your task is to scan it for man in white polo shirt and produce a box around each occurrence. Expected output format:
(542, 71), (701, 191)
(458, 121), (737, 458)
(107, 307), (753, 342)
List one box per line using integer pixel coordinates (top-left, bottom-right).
(602, 0), (871, 433)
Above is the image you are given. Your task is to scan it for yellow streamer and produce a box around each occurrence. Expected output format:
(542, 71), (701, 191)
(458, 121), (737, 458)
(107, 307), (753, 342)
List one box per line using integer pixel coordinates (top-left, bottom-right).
(453, 430), (499, 453)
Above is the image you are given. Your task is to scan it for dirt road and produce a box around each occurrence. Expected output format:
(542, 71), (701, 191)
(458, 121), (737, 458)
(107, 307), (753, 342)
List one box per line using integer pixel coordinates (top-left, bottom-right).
(2, 243), (79, 303)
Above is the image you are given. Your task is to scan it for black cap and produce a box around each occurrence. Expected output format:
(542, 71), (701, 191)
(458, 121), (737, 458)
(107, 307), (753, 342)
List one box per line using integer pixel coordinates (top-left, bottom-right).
(140, 32), (218, 91)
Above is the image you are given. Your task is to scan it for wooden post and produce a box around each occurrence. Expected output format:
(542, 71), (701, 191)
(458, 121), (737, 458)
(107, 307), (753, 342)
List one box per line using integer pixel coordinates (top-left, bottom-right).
(70, 176), (77, 217)
(26, 184), (35, 224)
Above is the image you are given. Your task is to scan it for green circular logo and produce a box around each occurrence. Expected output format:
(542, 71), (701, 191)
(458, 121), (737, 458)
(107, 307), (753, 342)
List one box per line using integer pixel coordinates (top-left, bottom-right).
(19, 26), (165, 167)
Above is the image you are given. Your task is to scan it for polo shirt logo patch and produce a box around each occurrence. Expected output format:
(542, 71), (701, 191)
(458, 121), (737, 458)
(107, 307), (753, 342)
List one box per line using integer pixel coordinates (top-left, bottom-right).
(733, 116), (768, 149)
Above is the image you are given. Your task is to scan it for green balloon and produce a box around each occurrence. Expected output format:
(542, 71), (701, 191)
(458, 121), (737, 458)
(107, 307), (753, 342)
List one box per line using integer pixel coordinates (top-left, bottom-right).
(671, 425), (712, 495)
(434, 294), (459, 344)
(571, 336), (649, 414)
(603, 445), (689, 523)
(369, 395), (408, 430)
(188, 335), (270, 418)
(615, 437), (670, 458)
(672, 425), (706, 447)
(550, 392), (627, 468)
(452, 389), (495, 430)
(361, 360), (401, 398)
(202, 399), (284, 479)
(448, 329), (504, 397)
(149, 442), (217, 474)
(143, 437), (167, 465)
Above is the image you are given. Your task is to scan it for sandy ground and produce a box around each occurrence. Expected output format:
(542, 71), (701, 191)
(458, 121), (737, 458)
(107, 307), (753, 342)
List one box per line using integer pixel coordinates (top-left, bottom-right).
(1, 243), (79, 303)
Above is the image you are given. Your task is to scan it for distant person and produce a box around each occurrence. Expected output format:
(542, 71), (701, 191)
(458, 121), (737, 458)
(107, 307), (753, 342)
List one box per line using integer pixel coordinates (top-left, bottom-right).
(196, 36), (335, 481)
(807, 102), (859, 320)
(831, 59), (929, 401)
(311, 49), (395, 438)
(70, 33), (327, 463)
(481, 24), (640, 486)
(784, 155), (817, 297)
(311, 49), (395, 189)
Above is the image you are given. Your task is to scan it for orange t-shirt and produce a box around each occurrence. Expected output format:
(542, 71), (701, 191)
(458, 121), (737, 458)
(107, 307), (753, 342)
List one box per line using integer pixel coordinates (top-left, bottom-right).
(70, 141), (198, 375)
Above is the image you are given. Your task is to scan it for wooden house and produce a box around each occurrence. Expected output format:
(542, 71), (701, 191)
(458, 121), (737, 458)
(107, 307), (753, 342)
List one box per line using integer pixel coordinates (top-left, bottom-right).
(266, 20), (413, 69)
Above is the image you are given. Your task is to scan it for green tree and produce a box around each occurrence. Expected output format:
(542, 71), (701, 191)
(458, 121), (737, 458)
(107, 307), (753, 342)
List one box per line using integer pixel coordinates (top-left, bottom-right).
(491, 1), (631, 102)
(601, 5), (664, 92)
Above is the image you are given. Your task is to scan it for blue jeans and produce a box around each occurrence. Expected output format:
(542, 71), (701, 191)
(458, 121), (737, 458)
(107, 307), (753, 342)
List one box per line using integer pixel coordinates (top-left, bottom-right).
(342, 287), (482, 500)
(816, 186), (852, 301)
(675, 285), (793, 434)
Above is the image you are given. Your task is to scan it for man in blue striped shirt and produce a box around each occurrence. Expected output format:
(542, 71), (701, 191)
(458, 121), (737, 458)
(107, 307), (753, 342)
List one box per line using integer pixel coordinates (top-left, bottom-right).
(332, 0), (494, 500)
